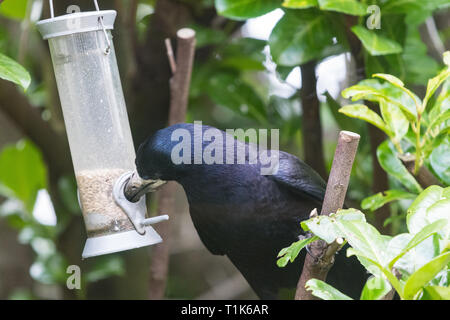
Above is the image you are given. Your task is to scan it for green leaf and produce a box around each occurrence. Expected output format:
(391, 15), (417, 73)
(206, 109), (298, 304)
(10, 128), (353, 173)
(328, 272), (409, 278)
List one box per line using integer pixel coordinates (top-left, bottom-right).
(351, 25), (403, 56)
(362, 189), (417, 212)
(301, 215), (340, 244)
(339, 104), (390, 135)
(407, 186), (445, 234)
(0, 0), (28, 20)
(269, 9), (344, 66)
(215, 0), (280, 20)
(318, 0), (367, 16)
(429, 138), (450, 185)
(341, 81), (417, 121)
(373, 73), (404, 87)
(423, 63), (450, 112)
(379, 100), (409, 143)
(376, 141), (422, 194)
(346, 247), (403, 296)
(360, 276), (392, 300)
(0, 53), (31, 90)
(277, 236), (318, 267)
(336, 220), (388, 265)
(422, 286), (450, 300)
(0, 140), (48, 213)
(300, 208), (366, 244)
(389, 219), (448, 270)
(305, 279), (353, 300)
(426, 199), (450, 241)
(282, 0), (318, 9)
(403, 251), (450, 299)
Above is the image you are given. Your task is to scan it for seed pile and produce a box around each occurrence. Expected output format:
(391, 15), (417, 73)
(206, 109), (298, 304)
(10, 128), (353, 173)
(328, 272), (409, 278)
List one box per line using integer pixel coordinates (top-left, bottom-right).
(76, 168), (134, 237)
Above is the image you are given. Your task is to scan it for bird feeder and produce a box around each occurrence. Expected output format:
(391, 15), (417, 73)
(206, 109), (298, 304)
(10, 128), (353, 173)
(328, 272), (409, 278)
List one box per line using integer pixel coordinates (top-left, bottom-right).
(36, 0), (167, 259)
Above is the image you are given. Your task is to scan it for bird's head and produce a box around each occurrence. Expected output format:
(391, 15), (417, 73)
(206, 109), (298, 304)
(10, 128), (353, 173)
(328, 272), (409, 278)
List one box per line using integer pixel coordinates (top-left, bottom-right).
(124, 123), (200, 202)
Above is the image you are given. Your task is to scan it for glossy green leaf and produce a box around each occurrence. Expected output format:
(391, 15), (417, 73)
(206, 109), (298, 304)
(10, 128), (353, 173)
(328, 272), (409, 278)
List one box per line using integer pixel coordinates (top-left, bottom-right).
(388, 219), (447, 270)
(0, 52), (31, 90)
(282, 0), (318, 9)
(305, 279), (353, 300)
(379, 100), (409, 143)
(0, 140), (47, 213)
(339, 104), (389, 135)
(426, 199), (450, 241)
(341, 81), (417, 121)
(336, 220), (388, 265)
(376, 141), (422, 194)
(277, 236), (318, 267)
(423, 63), (450, 112)
(403, 251), (450, 299)
(346, 247), (403, 295)
(429, 138), (450, 185)
(360, 276), (392, 300)
(362, 189), (416, 212)
(269, 9), (344, 66)
(351, 25), (402, 56)
(215, 0), (280, 20)
(300, 208), (366, 244)
(301, 215), (340, 244)
(318, 0), (367, 16)
(407, 186), (445, 234)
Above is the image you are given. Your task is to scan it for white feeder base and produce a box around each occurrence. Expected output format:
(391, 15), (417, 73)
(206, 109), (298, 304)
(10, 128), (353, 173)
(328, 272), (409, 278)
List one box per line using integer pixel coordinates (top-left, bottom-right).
(82, 226), (162, 259)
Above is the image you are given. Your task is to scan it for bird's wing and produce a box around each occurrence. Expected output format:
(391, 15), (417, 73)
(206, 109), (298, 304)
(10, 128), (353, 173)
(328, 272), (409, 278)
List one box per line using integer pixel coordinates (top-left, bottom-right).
(267, 151), (327, 204)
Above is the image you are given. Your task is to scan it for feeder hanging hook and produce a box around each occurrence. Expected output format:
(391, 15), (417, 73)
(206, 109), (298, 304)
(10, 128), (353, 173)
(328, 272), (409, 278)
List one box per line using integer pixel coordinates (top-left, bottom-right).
(48, 0), (111, 55)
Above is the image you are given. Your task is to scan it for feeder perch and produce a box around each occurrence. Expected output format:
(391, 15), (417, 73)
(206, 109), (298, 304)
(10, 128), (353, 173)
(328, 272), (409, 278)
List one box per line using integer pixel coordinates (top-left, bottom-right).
(36, 0), (168, 259)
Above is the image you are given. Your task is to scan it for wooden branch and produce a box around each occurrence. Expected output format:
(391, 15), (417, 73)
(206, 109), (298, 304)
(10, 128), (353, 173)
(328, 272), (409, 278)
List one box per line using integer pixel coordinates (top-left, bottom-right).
(296, 131), (360, 300)
(168, 28), (196, 125)
(148, 28), (196, 300)
(0, 81), (72, 180)
(398, 154), (442, 188)
(165, 39), (177, 75)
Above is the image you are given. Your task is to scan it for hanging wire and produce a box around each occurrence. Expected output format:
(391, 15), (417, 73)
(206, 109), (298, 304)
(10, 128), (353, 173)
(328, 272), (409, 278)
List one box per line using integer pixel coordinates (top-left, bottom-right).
(93, 0), (100, 11)
(49, 0), (54, 18)
(94, 0), (111, 55)
(46, 0), (110, 54)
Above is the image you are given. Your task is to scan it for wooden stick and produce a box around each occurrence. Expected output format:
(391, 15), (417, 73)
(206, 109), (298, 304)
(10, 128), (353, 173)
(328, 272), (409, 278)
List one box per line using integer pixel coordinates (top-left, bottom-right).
(165, 38), (177, 75)
(295, 131), (360, 300)
(148, 28), (196, 300)
(168, 28), (196, 125)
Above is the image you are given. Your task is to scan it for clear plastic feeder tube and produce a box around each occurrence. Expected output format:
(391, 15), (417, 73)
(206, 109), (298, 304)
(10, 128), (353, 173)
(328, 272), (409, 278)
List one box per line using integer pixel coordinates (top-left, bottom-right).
(37, 7), (162, 258)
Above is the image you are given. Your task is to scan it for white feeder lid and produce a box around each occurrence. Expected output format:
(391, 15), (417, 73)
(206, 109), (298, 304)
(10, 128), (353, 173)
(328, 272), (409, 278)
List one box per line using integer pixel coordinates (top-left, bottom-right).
(82, 225), (163, 259)
(36, 10), (117, 40)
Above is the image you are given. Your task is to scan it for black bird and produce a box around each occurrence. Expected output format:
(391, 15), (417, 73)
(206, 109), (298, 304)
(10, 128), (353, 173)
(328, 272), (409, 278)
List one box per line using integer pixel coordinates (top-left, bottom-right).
(125, 123), (367, 299)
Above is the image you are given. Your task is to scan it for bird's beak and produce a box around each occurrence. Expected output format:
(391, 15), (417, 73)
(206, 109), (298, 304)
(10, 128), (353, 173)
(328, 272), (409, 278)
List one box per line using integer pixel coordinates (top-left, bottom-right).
(123, 170), (166, 203)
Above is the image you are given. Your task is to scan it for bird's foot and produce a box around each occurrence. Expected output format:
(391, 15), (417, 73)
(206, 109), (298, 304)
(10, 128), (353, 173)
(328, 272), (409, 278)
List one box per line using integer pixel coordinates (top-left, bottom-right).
(299, 232), (321, 261)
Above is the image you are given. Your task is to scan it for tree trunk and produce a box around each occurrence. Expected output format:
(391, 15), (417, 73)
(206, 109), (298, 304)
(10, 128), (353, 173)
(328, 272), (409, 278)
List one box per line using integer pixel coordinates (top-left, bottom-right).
(300, 60), (328, 180)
